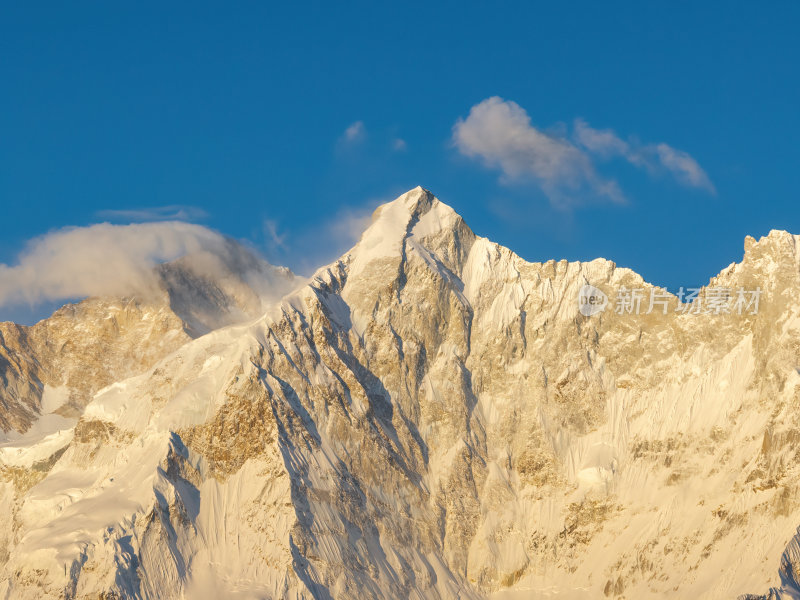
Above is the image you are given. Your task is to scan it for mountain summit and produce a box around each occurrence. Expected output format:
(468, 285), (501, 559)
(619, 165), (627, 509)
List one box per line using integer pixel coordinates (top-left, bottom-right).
(1, 188), (800, 599)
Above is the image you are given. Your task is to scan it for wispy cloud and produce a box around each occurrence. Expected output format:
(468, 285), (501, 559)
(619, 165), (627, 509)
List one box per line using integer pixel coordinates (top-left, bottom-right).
(651, 143), (715, 192)
(262, 219), (288, 255)
(261, 201), (379, 276)
(453, 97), (715, 208)
(341, 120), (367, 145)
(96, 205), (208, 222)
(336, 121), (410, 160)
(573, 118), (715, 194)
(323, 204), (376, 253)
(572, 119), (631, 159)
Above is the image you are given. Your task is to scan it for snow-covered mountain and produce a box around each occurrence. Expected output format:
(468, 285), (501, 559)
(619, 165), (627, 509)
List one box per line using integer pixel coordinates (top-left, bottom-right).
(1, 187), (800, 599)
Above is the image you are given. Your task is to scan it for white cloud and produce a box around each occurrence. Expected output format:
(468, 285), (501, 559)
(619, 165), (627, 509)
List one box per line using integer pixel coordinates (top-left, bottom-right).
(96, 205), (208, 222)
(652, 143), (716, 193)
(452, 97), (624, 207)
(0, 222), (264, 309)
(573, 118), (631, 158)
(392, 138), (407, 151)
(573, 118), (715, 194)
(453, 97), (715, 206)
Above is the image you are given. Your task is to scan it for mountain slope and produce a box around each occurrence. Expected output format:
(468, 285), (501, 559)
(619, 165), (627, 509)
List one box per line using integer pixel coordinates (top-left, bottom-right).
(2, 187), (800, 599)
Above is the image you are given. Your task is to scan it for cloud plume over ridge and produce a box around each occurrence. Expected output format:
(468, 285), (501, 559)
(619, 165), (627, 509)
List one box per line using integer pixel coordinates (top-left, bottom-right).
(0, 221), (273, 311)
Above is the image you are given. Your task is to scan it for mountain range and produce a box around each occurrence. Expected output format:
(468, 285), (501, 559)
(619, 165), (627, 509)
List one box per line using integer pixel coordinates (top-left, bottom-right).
(1, 187), (799, 599)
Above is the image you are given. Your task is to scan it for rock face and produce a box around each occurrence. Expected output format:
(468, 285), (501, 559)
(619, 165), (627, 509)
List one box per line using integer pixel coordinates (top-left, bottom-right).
(1, 187), (800, 599)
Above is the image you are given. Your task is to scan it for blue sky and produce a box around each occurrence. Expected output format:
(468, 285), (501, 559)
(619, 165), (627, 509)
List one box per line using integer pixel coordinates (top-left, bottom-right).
(1, 2), (799, 323)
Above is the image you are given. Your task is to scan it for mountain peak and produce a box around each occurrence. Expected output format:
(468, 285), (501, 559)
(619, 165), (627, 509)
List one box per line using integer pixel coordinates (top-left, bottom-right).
(396, 185), (435, 209)
(345, 187), (470, 278)
(733, 229), (800, 281)
(369, 186), (436, 227)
